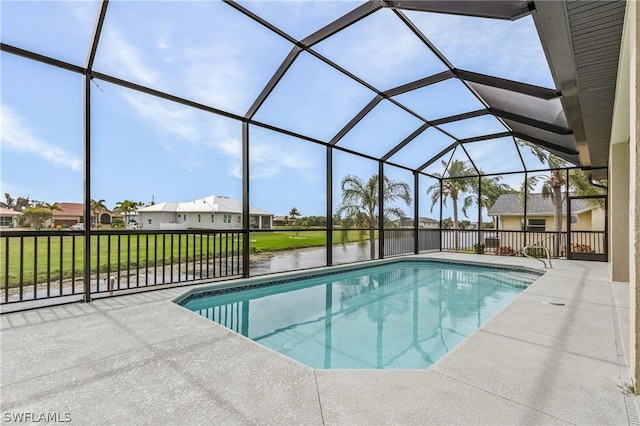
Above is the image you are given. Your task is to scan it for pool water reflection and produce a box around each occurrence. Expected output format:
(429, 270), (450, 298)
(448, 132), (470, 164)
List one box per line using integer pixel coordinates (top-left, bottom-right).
(180, 261), (538, 369)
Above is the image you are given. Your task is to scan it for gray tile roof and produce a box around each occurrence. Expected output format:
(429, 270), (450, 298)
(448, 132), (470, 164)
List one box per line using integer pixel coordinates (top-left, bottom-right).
(487, 193), (597, 216)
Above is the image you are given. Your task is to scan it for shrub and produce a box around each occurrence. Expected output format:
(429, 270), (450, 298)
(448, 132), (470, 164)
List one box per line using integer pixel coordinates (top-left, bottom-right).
(572, 243), (594, 253)
(495, 246), (515, 256)
(472, 243), (485, 254)
(111, 218), (125, 228)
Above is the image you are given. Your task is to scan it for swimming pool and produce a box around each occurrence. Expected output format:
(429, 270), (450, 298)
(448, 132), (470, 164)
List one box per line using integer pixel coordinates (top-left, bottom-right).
(177, 259), (542, 369)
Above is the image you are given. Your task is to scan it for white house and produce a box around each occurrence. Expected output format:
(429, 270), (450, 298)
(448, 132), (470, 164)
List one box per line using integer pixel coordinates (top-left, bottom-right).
(417, 217), (438, 229)
(137, 195), (273, 230)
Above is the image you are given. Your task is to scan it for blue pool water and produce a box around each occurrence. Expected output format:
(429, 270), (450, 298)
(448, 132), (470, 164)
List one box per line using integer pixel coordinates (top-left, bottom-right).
(178, 260), (541, 369)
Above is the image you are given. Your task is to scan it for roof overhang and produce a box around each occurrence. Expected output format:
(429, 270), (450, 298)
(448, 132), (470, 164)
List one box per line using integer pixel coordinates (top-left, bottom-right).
(532, 0), (627, 169)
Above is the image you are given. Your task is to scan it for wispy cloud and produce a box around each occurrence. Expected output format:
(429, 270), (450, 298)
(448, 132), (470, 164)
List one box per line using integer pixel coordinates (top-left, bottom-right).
(213, 134), (321, 181)
(314, 8), (445, 89)
(0, 105), (82, 172)
(65, 1), (101, 33)
(95, 2), (288, 116)
(100, 28), (161, 88)
(237, 0), (363, 40)
(121, 90), (201, 143)
(96, 20), (317, 181)
(250, 142), (319, 180)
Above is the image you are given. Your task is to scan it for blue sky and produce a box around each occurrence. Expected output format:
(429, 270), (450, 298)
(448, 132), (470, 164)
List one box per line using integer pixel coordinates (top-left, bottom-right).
(1, 1), (556, 221)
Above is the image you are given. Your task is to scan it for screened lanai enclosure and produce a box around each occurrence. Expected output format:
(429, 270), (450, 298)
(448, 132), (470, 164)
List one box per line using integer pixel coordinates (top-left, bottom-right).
(0, 1), (624, 309)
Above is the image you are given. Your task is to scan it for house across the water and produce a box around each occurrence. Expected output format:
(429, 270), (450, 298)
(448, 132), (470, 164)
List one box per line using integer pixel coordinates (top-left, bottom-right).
(488, 193), (605, 232)
(137, 195), (273, 230)
(49, 203), (118, 228)
(0, 207), (22, 228)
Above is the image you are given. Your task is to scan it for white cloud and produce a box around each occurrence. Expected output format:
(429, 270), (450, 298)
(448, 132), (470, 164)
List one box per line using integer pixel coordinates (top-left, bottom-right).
(314, 8), (444, 89)
(100, 27), (161, 88)
(213, 135), (319, 180)
(0, 105), (82, 172)
(65, 1), (101, 33)
(97, 25), (318, 181)
(183, 50), (251, 114)
(122, 90), (200, 143)
(156, 24), (173, 60)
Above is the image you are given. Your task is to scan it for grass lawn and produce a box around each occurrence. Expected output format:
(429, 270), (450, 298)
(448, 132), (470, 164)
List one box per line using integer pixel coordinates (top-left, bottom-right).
(251, 229), (368, 252)
(0, 229), (373, 288)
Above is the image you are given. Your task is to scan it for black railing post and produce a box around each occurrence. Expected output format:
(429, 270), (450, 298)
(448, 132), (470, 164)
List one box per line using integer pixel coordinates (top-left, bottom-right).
(81, 0), (108, 303)
(523, 171), (528, 250)
(82, 74), (92, 302)
(439, 178), (443, 252)
(327, 146), (333, 266)
(378, 161), (384, 260)
(414, 171), (419, 254)
(242, 122), (250, 277)
(477, 176), (482, 253)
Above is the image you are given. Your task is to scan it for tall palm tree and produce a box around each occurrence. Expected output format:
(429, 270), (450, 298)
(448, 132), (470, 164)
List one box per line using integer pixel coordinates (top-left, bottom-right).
(90, 199), (107, 227)
(476, 176), (514, 213)
(426, 160), (475, 250)
(520, 141), (567, 233)
(336, 174), (411, 260)
(42, 202), (62, 212)
(426, 160), (475, 229)
(474, 175), (517, 229)
(2, 193), (16, 210)
(519, 139), (606, 254)
(114, 199), (137, 226)
(288, 207), (301, 224)
(41, 202), (62, 228)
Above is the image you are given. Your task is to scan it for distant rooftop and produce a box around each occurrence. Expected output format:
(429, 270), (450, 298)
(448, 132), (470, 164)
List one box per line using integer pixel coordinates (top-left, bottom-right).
(138, 195), (272, 216)
(0, 207), (22, 216)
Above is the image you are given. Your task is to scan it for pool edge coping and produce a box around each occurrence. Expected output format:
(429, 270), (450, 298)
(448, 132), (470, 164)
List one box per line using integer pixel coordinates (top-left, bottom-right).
(173, 255), (546, 306)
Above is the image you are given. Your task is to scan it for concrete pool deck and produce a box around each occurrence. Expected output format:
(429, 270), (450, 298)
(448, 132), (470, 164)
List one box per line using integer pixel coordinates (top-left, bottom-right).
(1, 253), (637, 425)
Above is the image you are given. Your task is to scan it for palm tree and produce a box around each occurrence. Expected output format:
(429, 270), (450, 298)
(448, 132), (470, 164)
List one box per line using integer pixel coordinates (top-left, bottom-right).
(426, 160), (475, 227)
(336, 174), (411, 260)
(41, 202), (62, 228)
(426, 160), (475, 250)
(520, 141), (567, 233)
(519, 139), (606, 255)
(2, 193), (16, 210)
(90, 199), (107, 227)
(474, 175), (517, 230)
(476, 176), (514, 213)
(114, 199), (138, 226)
(288, 207), (301, 225)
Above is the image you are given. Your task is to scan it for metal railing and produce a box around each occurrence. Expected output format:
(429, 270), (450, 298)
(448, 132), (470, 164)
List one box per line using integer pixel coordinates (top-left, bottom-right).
(519, 235), (555, 268)
(383, 229), (415, 256)
(1, 229), (242, 306)
(1, 227), (607, 310)
(438, 228), (605, 259)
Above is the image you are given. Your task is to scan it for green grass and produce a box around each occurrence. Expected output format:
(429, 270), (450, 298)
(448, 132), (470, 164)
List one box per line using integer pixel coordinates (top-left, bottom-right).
(0, 230), (372, 288)
(250, 229), (367, 252)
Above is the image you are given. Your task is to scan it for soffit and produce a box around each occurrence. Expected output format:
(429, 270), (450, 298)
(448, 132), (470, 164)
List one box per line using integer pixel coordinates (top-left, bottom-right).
(532, 0), (627, 169)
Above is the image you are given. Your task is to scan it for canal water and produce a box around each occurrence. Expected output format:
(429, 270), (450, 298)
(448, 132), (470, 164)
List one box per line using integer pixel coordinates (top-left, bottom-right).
(249, 241), (378, 275)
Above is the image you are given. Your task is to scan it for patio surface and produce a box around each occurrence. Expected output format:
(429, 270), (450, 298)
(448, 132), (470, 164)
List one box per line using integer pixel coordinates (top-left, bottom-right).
(1, 253), (637, 425)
